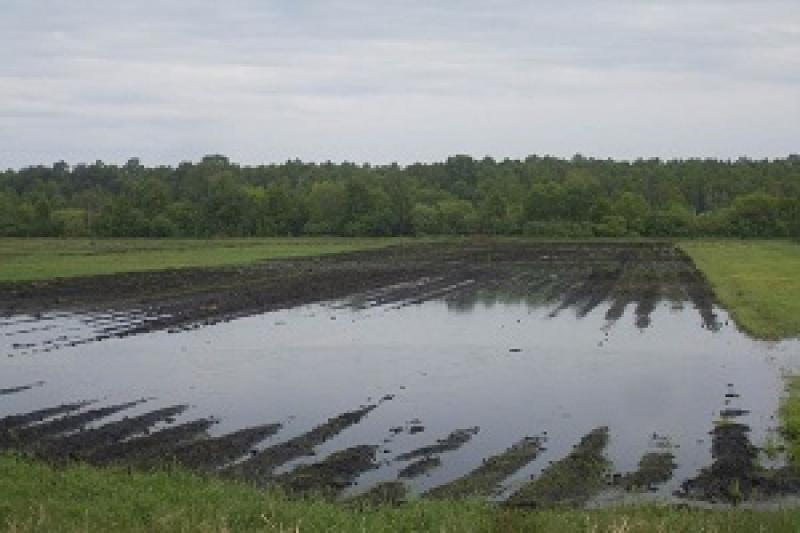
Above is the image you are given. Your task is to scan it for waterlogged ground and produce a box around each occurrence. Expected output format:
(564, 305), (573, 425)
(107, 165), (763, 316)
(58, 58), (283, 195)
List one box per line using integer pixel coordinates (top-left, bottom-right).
(2, 242), (800, 507)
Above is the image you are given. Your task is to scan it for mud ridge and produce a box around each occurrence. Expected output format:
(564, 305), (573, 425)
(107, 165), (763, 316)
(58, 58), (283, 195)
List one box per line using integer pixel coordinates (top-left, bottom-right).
(86, 418), (218, 466)
(0, 381), (45, 397)
(226, 405), (376, 483)
(397, 456), (442, 479)
(6, 400), (146, 448)
(166, 422), (283, 470)
(506, 427), (610, 508)
(615, 452), (676, 492)
(395, 427), (479, 462)
(36, 405), (190, 461)
(275, 444), (379, 497)
(0, 401), (93, 448)
(0, 242), (715, 343)
(426, 436), (543, 499)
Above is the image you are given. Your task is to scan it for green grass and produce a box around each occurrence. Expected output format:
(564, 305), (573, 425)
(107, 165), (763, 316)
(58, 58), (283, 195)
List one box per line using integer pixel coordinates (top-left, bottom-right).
(679, 240), (800, 340)
(2, 454), (800, 533)
(781, 377), (800, 464)
(0, 238), (412, 282)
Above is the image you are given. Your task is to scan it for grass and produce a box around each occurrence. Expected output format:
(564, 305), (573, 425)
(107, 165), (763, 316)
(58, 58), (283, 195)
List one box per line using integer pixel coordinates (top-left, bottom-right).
(0, 238), (413, 282)
(3, 454), (800, 533)
(781, 377), (800, 464)
(679, 240), (800, 340)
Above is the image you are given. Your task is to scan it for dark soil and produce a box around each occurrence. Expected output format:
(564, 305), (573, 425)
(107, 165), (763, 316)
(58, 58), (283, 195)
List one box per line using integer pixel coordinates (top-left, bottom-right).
(0, 381), (44, 396)
(426, 437), (543, 499)
(616, 452), (677, 492)
(87, 418), (219, 466)
(1, 242), (719, 357)
(678, 420), (800, 504)
(397, 456), (442, 479)
(506, 427), (610, 508)
(276, 445), (379, 497)
(225, 405), (377, 484)
(163, 422), (283, 470)
(395, 427), (479, 462)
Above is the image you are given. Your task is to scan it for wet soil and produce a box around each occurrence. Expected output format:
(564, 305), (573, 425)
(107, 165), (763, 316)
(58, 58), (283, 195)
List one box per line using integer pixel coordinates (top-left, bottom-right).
(426, 437), (543, 499)
(397, 456), (442, 479)
(679, 420), (800, 504)
(225, 405), (376, 484)
(506, 427), (610, 508)
(0, 242), (720, 356)
(276, 444), (379, 497)
(616, 452), (677, 492)
(395, 427), (480, 462)
(0, 381), (44, 396)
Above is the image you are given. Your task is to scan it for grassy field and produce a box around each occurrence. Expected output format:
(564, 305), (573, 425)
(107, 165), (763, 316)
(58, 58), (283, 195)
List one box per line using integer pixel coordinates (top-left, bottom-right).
(0, 238), (411, 282)
(3, 454), (800, 533)
(679, 240), (800, 340)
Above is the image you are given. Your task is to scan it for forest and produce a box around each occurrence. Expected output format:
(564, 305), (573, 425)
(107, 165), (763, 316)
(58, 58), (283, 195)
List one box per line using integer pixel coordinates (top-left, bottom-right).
(1, 154), (799, 239)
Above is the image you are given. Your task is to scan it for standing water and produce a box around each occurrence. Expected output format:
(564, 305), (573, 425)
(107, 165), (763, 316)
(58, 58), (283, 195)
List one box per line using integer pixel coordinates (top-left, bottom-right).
(2, 243), (799, 505)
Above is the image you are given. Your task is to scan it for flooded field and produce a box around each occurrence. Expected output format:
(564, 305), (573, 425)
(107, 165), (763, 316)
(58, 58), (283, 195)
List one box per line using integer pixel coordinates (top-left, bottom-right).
(2, 242), (799, 507)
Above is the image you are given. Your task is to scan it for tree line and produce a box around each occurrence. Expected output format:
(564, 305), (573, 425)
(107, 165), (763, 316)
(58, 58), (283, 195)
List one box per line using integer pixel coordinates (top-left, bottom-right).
(1, 154), (799, 238)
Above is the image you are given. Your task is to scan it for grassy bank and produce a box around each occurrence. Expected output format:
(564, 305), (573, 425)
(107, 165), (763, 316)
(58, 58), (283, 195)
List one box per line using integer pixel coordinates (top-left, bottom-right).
(781, 377), (800, 464)
(679, 240), (800, 340)
(2, 454), (800, 533)
(0, 238), (410, 282)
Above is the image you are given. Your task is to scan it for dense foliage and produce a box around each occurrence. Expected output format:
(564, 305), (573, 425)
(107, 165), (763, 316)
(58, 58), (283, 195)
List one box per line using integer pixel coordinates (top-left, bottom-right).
(2, 154), (799, 238)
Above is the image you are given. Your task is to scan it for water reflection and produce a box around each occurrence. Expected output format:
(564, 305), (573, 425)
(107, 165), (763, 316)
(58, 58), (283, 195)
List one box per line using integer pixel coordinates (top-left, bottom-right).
(1, 243), (798, 507)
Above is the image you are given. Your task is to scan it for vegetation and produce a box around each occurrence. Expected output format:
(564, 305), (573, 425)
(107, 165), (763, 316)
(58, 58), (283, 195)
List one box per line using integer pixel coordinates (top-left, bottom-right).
(781, 377), (800, 465)
(2, 154), (799, 238)
(4, 454), (800, 532)
(0, 237), (405, 282)
(679, 240), (800, 339)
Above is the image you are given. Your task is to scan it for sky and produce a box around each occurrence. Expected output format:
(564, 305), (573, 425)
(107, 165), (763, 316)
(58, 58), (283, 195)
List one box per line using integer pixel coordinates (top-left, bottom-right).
(1, 0), (799, 168)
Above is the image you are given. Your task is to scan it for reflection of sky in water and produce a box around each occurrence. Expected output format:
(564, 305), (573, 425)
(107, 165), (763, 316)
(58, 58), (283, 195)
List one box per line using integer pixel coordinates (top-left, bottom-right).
(1, 286), (799, 502)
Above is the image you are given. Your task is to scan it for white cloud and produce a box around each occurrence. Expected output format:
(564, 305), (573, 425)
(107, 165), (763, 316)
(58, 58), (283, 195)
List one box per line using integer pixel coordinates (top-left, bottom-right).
(1, 0), (798, 167)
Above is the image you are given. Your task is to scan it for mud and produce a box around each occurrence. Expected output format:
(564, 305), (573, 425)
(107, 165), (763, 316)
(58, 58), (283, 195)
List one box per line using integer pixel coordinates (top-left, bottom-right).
(1, 400), (146, 448)
(0, 381), (44, 396)
(35, 404), (190, 461)
(225, 405), (376, 483)
(276, 445), (379, 497)
(86, 418), (218, 466)
(506, 427), (610, 508)
(426, 437), (543, 499)
(0, 401), (91, 443)
(163, 422), (283, 470)
(395, 428), (479, 462)
(616, 452), (677, 492)
(0, 242), (721, 357)
(397, 456), (442, 479)
(677, 420), (800, 504)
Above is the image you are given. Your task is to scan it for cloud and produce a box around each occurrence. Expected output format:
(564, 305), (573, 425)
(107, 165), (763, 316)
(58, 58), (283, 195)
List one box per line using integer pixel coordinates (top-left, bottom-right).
(1, 0), (798, 167)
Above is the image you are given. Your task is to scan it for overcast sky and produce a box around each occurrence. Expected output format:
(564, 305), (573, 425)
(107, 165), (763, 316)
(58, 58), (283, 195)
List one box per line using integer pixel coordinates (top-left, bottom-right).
(1, 0), (798, 168)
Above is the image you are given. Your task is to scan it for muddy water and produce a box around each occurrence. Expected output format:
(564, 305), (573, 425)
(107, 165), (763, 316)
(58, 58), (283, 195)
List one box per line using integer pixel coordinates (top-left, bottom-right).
(2, 266), (800, 505)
